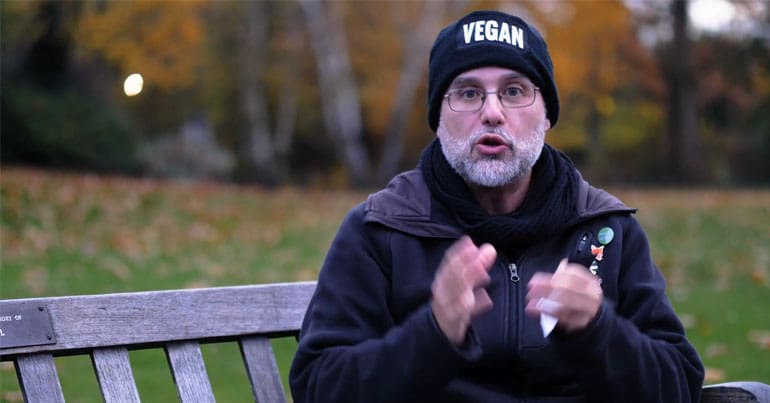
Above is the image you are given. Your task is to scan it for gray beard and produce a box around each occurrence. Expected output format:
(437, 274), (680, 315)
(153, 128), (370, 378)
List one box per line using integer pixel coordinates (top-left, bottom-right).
(437, 121), (547, 188)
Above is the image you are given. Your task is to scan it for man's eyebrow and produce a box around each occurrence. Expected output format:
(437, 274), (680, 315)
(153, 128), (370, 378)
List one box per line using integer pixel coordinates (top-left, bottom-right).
(448, 77), (482, 88)
(501, 73), (528, 82)
(449, 73), (531, 89)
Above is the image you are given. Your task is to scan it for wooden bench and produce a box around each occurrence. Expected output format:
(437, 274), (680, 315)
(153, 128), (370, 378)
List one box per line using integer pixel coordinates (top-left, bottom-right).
(701, 382), (770, 403)
(0, 281), (316, 402)
(1, 281), (768, 402)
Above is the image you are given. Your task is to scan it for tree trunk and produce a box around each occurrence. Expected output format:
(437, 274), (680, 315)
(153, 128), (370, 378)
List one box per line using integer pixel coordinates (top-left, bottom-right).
(376, 1), (473, 184)
(376, 2), (446, 184)
(236, 1), (280, 184)
(665, 0), (703, 182)
(234, 2), (299, 185)
(273, 3), (301, 172)
(585, 40), (606, 180)
(299, 0), (371, 187)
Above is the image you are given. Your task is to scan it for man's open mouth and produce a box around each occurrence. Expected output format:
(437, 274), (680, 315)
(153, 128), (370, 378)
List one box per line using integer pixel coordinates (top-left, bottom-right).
(474, 134), (510, 155)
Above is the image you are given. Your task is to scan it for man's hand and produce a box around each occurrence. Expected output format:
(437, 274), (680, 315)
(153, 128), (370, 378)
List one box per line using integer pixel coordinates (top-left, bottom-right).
(431, 236), (497, 346)
(525, 259), (603, 333)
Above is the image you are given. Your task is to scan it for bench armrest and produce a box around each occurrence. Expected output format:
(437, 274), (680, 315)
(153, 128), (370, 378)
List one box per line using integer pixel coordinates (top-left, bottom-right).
(701, 381), (770, 403)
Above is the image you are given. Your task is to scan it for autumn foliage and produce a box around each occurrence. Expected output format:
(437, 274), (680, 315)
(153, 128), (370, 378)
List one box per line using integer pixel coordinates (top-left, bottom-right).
(1, 0), (768, 186)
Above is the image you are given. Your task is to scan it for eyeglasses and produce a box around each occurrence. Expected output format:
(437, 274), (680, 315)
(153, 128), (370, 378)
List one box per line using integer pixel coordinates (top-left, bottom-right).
(444, 85), (540, 113)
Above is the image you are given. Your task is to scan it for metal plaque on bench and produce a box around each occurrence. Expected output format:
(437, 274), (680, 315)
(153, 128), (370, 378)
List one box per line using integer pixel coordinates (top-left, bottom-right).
(0, 302), (57, 349)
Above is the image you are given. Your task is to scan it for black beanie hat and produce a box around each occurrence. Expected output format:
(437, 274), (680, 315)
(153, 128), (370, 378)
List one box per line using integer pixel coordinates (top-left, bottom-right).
(428, 10), (559, 131)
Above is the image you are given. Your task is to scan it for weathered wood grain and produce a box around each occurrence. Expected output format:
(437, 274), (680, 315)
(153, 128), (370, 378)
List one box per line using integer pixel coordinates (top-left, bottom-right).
(15, 353), (65, 403)
(166, 341), (215, 403)
(1, 281), (316, 402)
(701, 381), (770, 403)
(0, 281), (316, 357)
(240, 335), (286, 403)
(91, 346), (140, 403)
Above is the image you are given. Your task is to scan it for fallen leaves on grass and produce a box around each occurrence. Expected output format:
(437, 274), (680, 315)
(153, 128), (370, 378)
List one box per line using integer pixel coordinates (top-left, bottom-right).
(1, 391), (23, 402)
(748, 330), (770, 350)
(705, 343), (728, 358)
(751, 269), (767, 285)
(679, 313), (696, 329)
(704, 367), (726, 383)
(0, 167), (365, 296)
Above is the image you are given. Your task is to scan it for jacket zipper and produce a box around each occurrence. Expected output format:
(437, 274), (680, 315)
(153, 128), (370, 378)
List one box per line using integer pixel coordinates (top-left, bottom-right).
(508, 263), (520, 283)
(501, 256), (521, 352)
(497, 257), (519, 351)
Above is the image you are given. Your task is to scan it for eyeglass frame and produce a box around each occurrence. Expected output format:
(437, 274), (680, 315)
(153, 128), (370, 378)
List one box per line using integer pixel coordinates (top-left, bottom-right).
(443, 85), (540, 113)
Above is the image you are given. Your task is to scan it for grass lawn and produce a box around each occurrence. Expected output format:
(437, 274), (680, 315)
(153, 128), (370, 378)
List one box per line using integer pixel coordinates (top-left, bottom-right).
(1, 167), (768, 401)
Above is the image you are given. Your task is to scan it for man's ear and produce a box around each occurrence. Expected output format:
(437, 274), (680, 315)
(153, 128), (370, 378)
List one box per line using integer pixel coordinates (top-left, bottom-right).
(545, 118), (552, 131)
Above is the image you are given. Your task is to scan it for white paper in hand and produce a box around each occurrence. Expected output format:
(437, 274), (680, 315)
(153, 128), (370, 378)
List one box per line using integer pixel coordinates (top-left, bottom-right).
(537, 298), (561, 337)
(538, 258), (568, 338)
(540, 313), (558, 337)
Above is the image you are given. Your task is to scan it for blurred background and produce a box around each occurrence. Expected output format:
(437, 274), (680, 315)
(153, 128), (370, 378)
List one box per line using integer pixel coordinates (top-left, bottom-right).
(1, 1), (769, 401)
(2, 0), (768, 188)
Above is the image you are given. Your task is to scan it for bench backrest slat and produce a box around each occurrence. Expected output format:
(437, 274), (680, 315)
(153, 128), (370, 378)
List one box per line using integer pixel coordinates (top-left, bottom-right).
(239, 335), (287, 403)
(91, 346), (140, 403)
(1, 281), (316, 356)
(15, 354), (65, 403)
(165, 341), (215, 403)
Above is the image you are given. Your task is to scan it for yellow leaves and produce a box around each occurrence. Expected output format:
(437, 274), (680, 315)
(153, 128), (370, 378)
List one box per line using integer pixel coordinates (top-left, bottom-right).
(347, 3), (406, 137)
(544, 1), (650, 97)
(594, 95), (616, 117)
(0, 1), (45, 52)
(75, 0), (208, 90)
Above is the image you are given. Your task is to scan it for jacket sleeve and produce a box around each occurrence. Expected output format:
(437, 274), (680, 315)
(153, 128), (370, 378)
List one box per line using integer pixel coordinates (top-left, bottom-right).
(289, 204), (481, 403)
(552, 216), (705, 403)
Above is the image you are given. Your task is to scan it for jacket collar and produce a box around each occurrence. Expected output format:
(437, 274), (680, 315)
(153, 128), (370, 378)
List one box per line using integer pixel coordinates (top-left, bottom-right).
(365, 168), (634, 238)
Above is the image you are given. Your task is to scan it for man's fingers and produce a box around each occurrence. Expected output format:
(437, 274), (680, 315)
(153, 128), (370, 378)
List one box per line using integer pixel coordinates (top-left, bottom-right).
(526, 272), (552, 303)
(535, 298), (563, 315)
(477, 243), (497, 269)
(471, 288), (493, 316)
(444, 236), (477, 265)
(458, 242), (495, 287)
(431, 237), (497, 345)
(526, 259), (603, 331)
(554, 258), (569, 273)
(551, 260), (598, 289)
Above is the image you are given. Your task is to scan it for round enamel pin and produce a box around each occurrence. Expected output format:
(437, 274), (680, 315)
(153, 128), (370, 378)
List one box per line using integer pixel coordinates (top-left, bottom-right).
(597, 227), (614, 245)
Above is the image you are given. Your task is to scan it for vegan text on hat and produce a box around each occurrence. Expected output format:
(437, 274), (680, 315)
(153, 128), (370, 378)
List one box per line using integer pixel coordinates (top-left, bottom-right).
(461, 20), (525, 49)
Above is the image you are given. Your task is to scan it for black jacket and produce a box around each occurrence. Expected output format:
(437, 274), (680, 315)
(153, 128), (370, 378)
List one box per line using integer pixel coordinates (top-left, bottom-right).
(290, 169), (704, 402)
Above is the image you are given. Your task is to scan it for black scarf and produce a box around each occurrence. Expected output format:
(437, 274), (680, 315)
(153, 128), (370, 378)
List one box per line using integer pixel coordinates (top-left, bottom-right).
(420, 139), (580, 256)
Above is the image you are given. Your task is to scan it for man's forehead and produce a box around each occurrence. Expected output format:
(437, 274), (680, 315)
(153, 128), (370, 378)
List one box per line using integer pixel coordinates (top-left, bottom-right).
(450, 68), (533, 86)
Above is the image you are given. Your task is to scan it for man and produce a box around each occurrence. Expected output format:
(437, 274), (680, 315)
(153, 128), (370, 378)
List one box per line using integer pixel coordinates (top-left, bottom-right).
(290, 10), (704, 402)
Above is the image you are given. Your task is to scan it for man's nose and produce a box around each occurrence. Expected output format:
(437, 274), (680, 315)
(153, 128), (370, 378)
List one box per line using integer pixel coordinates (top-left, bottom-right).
(480, 94), (506, 126)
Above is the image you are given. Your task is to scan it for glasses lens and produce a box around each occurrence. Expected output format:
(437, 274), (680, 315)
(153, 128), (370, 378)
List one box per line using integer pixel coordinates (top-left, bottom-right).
(447, 89), (483, 112)
(500, 85), (536, 108)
